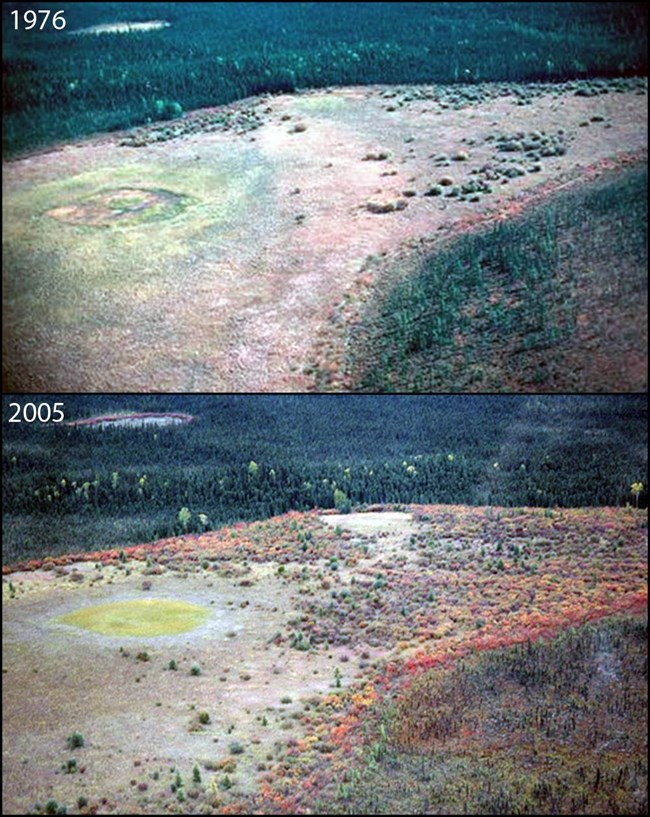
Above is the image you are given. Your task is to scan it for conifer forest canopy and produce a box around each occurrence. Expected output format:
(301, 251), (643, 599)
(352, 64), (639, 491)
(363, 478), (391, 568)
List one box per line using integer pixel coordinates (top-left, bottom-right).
(2, 1), (647, 156)
(2, 395), (647, 564)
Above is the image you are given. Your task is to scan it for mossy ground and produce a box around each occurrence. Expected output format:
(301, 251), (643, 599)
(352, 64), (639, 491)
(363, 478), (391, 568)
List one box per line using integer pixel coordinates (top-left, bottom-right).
(58, 598), (209, 636)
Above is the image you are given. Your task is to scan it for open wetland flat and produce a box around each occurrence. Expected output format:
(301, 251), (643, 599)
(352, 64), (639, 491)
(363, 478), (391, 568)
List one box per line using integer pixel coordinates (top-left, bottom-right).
(2, 505), (647, 814)
(3, 78), (647, 391)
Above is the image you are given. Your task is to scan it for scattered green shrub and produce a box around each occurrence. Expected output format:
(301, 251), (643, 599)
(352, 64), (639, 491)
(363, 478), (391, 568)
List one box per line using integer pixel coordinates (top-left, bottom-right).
(66, 732), (84, 749)
(153, 99), (184, 121)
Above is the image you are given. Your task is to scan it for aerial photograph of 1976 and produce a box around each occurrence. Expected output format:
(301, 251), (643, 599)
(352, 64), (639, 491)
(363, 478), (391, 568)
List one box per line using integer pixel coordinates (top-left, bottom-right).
(2, 2), (647, 392)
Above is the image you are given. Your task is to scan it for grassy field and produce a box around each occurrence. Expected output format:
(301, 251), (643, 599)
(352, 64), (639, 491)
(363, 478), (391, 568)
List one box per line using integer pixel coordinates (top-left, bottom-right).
(58, 598), (209, 636)
(3, 142), (272, 390)
(2, 2), (647, 156)
(3, 153), (261, 294)
(343, 163), (648, 392)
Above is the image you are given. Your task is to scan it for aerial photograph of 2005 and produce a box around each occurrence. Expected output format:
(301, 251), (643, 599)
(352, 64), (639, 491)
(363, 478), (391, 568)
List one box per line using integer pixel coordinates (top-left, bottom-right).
(1, 393), (648, 814)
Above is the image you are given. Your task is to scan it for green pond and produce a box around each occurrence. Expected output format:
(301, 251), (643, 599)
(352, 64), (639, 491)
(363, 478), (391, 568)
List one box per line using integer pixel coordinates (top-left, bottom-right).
(58, 598), (209, 636)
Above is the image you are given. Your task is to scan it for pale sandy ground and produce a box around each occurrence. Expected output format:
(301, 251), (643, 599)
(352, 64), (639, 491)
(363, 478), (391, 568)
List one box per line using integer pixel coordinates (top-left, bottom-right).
(3, 81), (647, 391)
(321, 511), (417, 536)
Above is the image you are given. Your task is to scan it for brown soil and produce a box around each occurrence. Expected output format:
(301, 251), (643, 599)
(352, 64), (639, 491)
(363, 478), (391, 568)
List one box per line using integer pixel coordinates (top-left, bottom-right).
(3, 80), (647, 391)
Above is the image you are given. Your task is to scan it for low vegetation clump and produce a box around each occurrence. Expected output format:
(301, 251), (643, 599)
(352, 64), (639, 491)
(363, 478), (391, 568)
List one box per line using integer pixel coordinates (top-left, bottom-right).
(65, 731), (84, 749)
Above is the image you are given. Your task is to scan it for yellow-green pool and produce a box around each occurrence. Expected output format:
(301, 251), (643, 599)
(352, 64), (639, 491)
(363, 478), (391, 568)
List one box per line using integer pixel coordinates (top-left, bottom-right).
(58, 598), (209, 636)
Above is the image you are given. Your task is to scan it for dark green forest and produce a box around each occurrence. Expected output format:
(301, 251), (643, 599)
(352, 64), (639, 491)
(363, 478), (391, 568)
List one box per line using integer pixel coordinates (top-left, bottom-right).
(345, 163), (648, 392)
(2, 395), (647, 564)
(3, 2), (647, 156)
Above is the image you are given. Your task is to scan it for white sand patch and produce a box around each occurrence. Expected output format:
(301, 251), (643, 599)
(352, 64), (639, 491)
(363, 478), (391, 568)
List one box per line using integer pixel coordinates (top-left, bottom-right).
(320, 511), (417, 535)
(70, 20), (170, 36)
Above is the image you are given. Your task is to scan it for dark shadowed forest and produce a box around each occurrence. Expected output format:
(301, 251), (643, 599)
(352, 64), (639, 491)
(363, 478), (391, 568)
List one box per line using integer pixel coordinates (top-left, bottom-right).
(3, 395), (647, 562)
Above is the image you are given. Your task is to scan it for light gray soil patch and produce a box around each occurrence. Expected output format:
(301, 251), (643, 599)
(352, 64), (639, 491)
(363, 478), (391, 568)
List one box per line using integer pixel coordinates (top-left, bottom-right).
(320, 511), (417, 536)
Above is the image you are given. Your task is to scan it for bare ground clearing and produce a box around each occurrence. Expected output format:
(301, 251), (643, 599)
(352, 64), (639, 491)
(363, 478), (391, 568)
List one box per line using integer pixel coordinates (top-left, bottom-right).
(3, 557), (369, 813)
(2, 80), (647, 391)
(321, 511), (416, 536)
